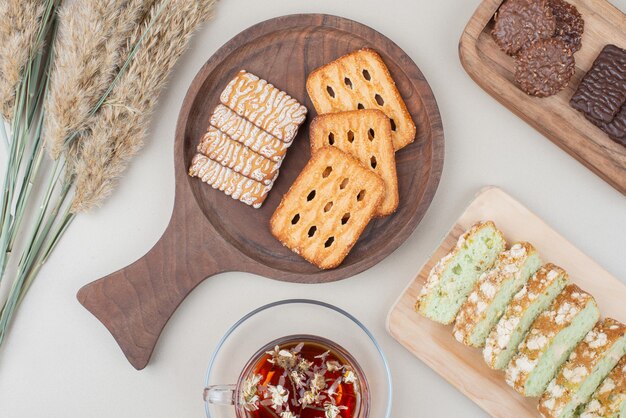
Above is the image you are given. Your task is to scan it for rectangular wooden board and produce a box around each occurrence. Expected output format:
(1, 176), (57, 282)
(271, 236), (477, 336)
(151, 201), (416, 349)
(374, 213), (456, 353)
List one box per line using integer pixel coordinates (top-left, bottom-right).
(459, 0), (626, 194)
(386, 187), (626, 417)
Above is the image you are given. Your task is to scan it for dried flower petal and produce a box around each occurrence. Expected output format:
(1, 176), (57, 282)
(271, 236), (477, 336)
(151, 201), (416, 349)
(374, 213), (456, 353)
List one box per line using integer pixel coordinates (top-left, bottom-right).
(267, 385), (289, 410)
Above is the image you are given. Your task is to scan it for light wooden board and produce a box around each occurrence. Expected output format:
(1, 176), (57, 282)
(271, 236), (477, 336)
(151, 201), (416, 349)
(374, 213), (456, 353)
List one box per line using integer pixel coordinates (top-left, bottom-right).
(459, 0), (626, 194)
(386, 187), (626, 417)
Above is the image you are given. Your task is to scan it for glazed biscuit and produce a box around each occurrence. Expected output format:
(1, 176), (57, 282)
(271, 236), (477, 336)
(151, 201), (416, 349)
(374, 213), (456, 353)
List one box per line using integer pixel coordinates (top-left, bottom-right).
(189, 154), (272, 208)
(220, 71), (307, 143)
(270, 147), (384, 269)
(198, 127), (279, 185)
(306, 48), (416, 151)
(210, 104), (289, 162)
(309, 109), (398, 216)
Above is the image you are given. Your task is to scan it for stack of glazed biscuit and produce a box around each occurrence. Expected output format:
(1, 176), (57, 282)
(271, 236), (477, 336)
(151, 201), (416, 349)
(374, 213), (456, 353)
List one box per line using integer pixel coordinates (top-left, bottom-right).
(416, 221), (626, 418)
(270, 48), (416, 269)
(189, 70), (307, 208)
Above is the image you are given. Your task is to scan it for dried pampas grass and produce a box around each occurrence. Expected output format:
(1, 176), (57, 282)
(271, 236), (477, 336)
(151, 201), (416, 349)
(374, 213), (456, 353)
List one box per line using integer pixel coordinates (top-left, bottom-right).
(44, 0), (156, 159)
(0, 0), (47, 119)
(71, 0), (217, 213)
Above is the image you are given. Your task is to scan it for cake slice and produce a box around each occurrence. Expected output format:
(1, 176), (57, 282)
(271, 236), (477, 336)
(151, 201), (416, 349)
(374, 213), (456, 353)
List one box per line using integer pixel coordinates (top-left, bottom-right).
(580, 356), (626, 418)
(539, 319), (626, 418)
(415, 221), (506, 324)
(453, 242), (542, 347)
(484, 263), (569, 370)
(506, 284), (600, 397)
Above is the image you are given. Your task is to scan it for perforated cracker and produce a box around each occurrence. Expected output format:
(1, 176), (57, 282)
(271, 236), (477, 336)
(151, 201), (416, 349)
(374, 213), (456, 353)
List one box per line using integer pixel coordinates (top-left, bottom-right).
(310, 109), (398, 216)
(220, 71), (307, 142)
(306, 48), (416, 150)
(198, 127), (279, 185)
(189, 154), (272, 208)
(270, 147), (384, 269)
(210, 104), (289, 163)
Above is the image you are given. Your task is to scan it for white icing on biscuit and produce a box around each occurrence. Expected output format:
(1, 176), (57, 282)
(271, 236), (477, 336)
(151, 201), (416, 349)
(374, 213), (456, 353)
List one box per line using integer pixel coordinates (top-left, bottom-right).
(188, 154), (272, 208)
(210, 104), (288, 162)
(220, 71), (307, 142)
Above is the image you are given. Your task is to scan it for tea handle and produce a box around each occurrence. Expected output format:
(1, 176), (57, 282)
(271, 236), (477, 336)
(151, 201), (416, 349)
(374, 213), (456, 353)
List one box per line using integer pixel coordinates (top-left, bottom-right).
(204, 384), (236, 405)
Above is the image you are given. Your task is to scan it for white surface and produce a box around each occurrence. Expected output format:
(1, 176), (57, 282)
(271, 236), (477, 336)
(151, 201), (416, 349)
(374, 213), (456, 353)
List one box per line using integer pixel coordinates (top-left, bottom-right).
(1, 0), (625, 417)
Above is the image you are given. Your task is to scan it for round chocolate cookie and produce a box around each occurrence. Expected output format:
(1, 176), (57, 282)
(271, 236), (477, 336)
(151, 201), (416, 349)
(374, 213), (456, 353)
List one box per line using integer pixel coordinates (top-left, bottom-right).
(515, 38), (575, 97)
(492, 0), (556, 56)
(549, 0), (584, 52)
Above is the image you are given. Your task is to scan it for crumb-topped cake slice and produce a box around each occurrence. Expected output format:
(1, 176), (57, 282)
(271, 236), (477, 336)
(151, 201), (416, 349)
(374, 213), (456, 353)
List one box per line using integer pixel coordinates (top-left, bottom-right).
(454, 242), (542, 348)
(539, 318), (626, 418)
(484, 263), (569, 370)
(415, 221), (506, 324)
(580, 356), (626, 418)
(506, 284), (599, 397)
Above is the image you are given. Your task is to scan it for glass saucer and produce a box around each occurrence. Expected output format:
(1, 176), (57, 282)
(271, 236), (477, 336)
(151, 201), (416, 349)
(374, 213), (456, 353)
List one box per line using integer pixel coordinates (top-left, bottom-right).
(204, 299), (392, 418)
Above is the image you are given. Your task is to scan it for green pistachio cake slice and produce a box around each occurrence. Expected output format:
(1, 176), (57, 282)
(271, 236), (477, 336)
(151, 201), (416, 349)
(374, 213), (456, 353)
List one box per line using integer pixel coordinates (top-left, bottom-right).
(580, 356), (626, 418)
(506, 284), (600, 397)
(416, 221), (506, 324)
(538, 319), (626, 418)
(453, 242), (542, 348)
(484, 263), (569, 370)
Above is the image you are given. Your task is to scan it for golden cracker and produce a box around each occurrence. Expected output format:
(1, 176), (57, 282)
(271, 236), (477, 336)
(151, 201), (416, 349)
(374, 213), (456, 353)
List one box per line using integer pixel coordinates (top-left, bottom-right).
(210, 104), (288, 162)
(198, 127), (279, 185)
(220, 71), (307, 142)
(188, 154), (272, 208)
(310, 109), (398, 216)
(306, 48), (416, 150)
(270, 147), (384, 269)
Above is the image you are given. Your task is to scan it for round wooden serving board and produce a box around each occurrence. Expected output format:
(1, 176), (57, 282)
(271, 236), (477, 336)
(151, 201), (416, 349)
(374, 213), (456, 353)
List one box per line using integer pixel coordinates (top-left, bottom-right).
(77, 14), (444, 370)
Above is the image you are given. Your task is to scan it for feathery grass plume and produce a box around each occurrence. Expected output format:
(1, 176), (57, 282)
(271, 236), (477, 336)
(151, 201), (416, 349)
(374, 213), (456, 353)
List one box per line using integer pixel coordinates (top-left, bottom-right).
(70, 0), (217, 213)
(0, 0), (47, 120)
(44, 0), (156, 160)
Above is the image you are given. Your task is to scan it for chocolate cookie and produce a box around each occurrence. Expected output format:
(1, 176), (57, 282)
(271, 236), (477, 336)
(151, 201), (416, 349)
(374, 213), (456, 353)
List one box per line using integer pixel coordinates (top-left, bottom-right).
(570, 44), (626, 123)
(492, 0), (556, 56)
(549, 0), (584, 52)
(515, 38), (575, 97)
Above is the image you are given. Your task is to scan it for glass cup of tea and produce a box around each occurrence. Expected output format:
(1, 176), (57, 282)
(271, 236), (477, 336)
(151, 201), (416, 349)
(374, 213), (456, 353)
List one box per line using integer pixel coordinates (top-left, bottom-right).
(203, 299), (392, 418)
(204, 334), (369, 417)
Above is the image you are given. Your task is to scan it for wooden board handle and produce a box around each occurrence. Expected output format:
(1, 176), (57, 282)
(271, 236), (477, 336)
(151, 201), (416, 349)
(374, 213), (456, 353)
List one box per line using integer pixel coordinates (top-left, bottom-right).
(77, 222), (229, 370)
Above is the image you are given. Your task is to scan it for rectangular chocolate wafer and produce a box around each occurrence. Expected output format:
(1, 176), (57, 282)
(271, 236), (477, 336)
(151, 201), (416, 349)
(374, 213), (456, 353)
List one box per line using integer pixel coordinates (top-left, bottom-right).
(189, 154), (272, 208)
(570, 44), (626, 123)
(310, 109), (398, 216)
(198, 127), (279, 185)
(220, 71), (307, 142)
(210, 104), (289, 162)
(270, 147), (384, 269)
(586, 103), (626, 147)
(306, 48), (416, 151)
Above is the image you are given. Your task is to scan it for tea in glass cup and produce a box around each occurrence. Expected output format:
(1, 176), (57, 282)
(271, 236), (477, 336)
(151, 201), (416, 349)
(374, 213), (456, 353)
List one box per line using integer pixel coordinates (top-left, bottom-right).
(204, 334), (369, 418)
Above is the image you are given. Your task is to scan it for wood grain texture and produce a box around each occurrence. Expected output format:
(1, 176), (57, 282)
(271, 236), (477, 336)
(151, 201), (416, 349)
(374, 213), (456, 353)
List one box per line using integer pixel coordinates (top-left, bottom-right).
(459, 0), (626, 194)
(386, 187), (626, 418)
(77, 14), (445, 370)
